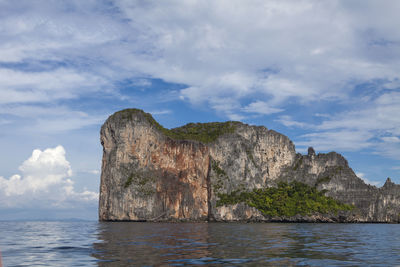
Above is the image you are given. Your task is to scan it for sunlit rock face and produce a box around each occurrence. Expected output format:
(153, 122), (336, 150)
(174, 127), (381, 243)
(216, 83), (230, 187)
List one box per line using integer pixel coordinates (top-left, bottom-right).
(99, 110), (209, 221)
(99, 109), (400, 222)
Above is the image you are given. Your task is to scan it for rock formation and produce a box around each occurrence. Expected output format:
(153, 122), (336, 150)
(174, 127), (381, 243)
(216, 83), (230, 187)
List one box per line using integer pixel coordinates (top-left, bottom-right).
(99, 109), (400, 222)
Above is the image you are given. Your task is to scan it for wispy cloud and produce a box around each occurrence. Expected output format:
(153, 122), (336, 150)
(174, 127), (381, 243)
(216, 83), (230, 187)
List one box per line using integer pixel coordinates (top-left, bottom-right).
(112, 0), (400, 119)
(0, 0), (399, 216)
(356, 172), (381, 187)
(87, 170), (100, 175)
(242, 101), (283, 115)
(0, 68), (109, 104)
(294, 92), (400, 159)
(1, 0), (400, 125)
(0, 105), (107, 134)
(149, 109), (172, 115)
(275, 115), (311, 128)
(297, 130), (374, 152)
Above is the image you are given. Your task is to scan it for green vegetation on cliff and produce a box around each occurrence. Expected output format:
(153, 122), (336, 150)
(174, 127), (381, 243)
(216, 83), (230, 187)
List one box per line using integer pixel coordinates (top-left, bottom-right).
(113, 109), (237, 143)
(123, 171), (156, 196)
(315, 176), (331, 186)
(211, 159), (228, 191)
(217, 181), (353, 217)
(170, 122), (238, 143)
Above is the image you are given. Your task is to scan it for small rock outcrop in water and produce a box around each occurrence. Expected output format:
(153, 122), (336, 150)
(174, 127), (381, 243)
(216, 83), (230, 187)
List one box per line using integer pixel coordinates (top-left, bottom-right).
(99, 109), (400, 222)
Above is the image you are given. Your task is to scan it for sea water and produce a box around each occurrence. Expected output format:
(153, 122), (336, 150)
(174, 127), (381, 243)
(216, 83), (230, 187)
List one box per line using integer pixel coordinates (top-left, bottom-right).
(0, 221), (399, 266)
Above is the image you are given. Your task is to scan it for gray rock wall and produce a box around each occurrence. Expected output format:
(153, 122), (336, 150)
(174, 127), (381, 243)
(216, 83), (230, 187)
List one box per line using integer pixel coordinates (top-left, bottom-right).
(99, 109), (400, 222)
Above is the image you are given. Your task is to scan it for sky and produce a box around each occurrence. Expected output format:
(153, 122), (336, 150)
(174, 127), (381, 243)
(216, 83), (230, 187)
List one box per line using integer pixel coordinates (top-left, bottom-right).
(1, 0), (400, 220)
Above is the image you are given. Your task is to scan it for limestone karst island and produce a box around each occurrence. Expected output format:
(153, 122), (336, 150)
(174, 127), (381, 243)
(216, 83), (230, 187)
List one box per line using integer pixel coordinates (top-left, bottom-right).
(99, 109), (400, 223)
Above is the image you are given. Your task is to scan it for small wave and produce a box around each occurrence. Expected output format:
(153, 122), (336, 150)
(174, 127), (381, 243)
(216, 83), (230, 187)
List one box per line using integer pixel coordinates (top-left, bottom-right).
(167, 257), (253, 265)
(53, 246), (78, 250)
(51, 246), (93, 254)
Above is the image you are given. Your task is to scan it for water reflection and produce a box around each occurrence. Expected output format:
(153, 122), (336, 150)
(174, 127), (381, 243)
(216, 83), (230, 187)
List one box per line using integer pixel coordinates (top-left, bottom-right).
(92, 223), (315, 266)
(1, 221), (399, 266)
(0, 221), (98, 267)
(92, 222), (400, 266)
(93, 222), (213, 266)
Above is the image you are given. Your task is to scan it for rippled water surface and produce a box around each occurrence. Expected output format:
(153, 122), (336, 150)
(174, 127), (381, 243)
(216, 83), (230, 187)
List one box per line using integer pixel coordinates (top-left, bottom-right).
(0, 221), (399, 266)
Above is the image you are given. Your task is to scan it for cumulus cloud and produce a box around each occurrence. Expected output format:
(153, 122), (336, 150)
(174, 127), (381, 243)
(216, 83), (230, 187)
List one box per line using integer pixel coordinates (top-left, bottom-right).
(2, 145), (72, 196)
(0, 146), (98, 208)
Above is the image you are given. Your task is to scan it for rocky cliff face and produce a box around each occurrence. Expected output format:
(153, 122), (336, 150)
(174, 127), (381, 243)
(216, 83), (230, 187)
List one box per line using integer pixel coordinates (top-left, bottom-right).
(99, 109), (400, 222)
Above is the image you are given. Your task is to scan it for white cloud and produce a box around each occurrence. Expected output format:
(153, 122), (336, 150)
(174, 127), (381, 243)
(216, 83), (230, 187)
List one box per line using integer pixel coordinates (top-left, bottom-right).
(275, 115), (310, 128)
(87, 170), (100, 175)
(1, 1), (399, 121)
(208, 97), (245, 120)
(242, 101), (283, 115)
(33, 115), (105, 133)
(0, 0), (399, 187)
(149, 109), (172, 115)
(381, 136), (400, 143)
(317, 93), (400, 133)
(296, 130), (374, 152)
(373, 141), (400, 161)
(356, 172), (381, 187)
(0, 67), (110, 104)
(294, 92), (400, 159)
(131, 78), (152, 88)
(0, 146), (98, 208)
(0, 118), (11, 125)
(103, 0), (400, 120)
(0, 105), (107, 134)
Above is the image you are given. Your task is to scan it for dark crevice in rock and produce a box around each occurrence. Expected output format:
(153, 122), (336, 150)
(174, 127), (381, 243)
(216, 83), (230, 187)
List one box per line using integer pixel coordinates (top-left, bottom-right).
(206, 157), (214, 221)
